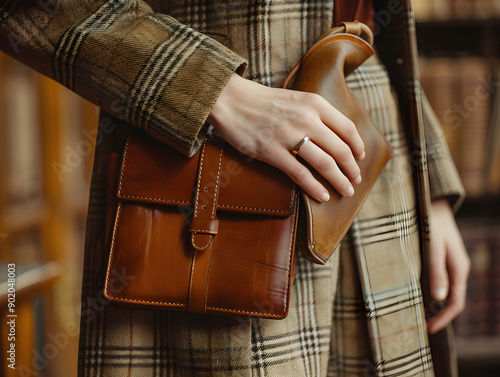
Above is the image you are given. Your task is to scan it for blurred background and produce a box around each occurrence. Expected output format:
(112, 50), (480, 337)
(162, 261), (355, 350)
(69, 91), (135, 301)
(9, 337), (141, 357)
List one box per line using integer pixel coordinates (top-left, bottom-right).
(415, 1), (500, 376)
(1, 1), (500, 376)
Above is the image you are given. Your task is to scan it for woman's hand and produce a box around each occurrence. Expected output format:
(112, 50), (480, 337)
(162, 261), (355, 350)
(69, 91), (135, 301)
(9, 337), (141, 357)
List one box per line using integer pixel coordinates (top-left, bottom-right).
(427, 199), (470, 334)
(207, 73), (365, 202)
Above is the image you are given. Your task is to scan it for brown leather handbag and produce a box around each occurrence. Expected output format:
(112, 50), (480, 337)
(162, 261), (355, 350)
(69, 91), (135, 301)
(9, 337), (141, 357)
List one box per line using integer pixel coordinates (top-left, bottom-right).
(103, 22), (393, 319)
(284, 22), (394, 264)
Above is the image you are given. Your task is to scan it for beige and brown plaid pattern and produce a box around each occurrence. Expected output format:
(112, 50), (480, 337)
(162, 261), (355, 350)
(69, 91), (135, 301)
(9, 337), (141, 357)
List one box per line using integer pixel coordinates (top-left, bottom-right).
(0, 1), (465, 376)
(331, 57), (434, 376)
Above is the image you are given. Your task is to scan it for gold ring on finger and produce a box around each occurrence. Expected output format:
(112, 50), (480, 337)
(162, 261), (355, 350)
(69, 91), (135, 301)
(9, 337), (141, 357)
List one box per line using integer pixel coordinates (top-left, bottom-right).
(291, 136), (310, 157)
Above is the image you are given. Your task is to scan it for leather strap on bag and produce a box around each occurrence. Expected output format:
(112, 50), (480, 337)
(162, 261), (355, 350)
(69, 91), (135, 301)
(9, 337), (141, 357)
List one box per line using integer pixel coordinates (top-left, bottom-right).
(337, 21), (373, 44)
(283, 21), (373, 89)
(187, 142), (224, 314)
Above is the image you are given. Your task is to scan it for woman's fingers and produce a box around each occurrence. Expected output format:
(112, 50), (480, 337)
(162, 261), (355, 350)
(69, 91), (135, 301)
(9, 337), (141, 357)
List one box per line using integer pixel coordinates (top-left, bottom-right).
(297, 94), (364, 185)
(427, 250), (469, 334)
(426, 199), (471, 335)
(269, 135), (362, 201)
(429, 233), (450, 303)
(274, 150), (330, 202)
(309, 129), (362, 185)
(295, 138), (356, 198)
(427, 232), (451, 335)
(312, 94), (366, 160)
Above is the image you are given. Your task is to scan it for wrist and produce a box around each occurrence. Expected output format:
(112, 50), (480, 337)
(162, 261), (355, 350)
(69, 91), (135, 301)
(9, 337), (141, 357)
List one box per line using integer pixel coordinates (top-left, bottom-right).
(207, 73), (242, 130)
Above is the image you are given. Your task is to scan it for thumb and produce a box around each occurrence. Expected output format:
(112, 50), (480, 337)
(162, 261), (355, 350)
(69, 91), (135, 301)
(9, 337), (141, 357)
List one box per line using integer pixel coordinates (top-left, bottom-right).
(429, 235), (449, 302)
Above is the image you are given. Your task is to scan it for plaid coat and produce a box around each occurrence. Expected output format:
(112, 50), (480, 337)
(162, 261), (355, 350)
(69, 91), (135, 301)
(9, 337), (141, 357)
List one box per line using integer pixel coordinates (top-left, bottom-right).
(1, 0), (465, 376)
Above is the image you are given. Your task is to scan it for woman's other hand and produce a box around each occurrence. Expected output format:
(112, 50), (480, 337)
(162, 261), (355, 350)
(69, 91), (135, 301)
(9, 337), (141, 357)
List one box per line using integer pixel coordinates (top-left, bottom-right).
(207, 73), (365, 202)
(427, 199), (471, 334)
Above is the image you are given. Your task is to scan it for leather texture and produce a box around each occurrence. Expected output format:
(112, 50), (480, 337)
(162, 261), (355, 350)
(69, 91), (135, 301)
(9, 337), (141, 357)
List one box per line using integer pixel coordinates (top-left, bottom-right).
(283, 22), (393, 264)
(103, 21), (392, 318)
(104, 132), (299, 319)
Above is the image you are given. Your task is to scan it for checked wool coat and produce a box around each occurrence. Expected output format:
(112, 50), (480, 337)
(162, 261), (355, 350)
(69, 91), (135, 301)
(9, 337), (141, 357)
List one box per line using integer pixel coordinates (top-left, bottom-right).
(1, 0), (465, 376)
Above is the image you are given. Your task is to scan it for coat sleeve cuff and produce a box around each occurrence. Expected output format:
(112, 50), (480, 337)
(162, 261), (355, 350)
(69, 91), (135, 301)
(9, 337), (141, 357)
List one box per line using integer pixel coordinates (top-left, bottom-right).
(422, 92), (466, 213)
(428, 156), (466, 213)
(132, 15), (248, 157)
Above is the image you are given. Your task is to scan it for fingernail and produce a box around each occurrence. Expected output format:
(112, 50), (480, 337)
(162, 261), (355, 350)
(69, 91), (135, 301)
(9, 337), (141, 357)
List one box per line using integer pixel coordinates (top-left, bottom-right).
(321, 191), (330, 202)
(435, 287), (448, 301)
(353, 175), (362, 185)
(359, 151), (366, 161)
(345, 186), (354, 198)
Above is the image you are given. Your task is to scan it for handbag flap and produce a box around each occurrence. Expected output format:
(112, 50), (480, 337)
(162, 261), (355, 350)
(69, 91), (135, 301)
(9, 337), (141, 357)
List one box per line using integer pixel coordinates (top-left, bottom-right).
(117, 132), (296, 216)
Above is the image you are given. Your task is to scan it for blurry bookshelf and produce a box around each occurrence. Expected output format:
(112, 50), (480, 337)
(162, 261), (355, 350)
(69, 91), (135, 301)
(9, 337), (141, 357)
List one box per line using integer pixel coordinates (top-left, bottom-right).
(416, 2), (500, 375)
(0, 51), (97, 377)
(414, 0), (500, 21)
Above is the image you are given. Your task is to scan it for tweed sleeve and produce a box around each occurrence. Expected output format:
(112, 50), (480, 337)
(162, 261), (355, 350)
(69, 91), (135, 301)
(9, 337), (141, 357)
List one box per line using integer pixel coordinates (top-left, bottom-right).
(0, 1), (247, 156)
(422, 91), (466, 212)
